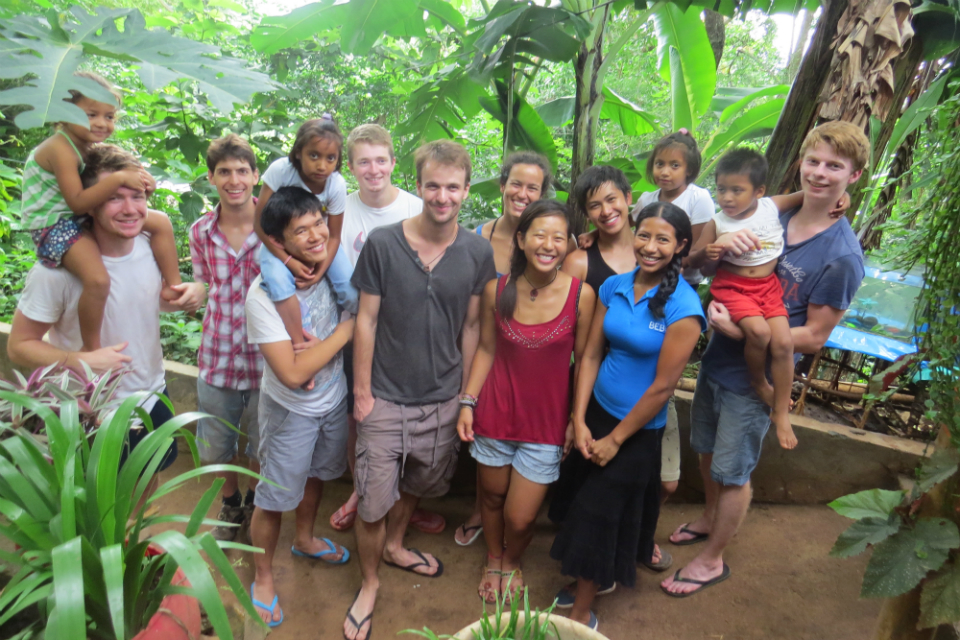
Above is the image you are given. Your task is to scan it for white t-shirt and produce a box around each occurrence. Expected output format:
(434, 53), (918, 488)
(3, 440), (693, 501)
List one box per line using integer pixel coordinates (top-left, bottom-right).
(261, 158), (347, 216)
(17, 235), (165, 412)
(340, 189), (422, 267)
(713, 196), (784, 267)
(245, 274), (346, 415)
(636, 183), (717, 285)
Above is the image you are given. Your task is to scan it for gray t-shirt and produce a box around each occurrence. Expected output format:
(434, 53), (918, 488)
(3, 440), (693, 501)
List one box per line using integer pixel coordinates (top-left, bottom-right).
(352, 221), (496, 404)
(701, 210), (865, 397)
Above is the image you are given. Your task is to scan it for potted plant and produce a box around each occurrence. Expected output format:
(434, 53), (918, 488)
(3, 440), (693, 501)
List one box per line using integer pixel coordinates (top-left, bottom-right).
(0, 366), (266, 640)
(404, 574), (609, 640)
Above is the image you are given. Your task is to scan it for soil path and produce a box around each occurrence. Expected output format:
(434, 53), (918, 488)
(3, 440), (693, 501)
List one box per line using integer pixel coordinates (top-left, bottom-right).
(148, 459), (881, 640)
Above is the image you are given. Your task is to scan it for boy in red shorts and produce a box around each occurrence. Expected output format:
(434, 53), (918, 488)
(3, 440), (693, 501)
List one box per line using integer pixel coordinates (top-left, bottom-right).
(688, 149), (796, 449)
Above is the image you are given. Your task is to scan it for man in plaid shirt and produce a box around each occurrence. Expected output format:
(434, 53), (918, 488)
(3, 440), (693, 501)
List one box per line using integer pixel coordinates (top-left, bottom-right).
(189, 134), (264, 540)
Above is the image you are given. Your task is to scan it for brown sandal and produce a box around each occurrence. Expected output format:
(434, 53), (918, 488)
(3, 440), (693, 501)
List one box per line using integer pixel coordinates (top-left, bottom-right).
(501, 567), (524, 604)
(479, 565), (501, 604)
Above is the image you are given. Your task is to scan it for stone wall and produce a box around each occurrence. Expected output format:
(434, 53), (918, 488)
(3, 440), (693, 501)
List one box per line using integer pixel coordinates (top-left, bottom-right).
(0, 324), (929, 504)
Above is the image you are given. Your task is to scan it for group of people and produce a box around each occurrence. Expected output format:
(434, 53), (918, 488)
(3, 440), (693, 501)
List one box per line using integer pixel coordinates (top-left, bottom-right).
(9, 70), (868, 639)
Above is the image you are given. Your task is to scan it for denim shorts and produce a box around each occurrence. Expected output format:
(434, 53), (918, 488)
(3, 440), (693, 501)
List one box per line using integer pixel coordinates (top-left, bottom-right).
(258, 243), (359, 314)
(690, 373), (771, 487)
(254, 393), (349, 512)
(661, 396), (681, 483)
(196, 378), (260, 464)
(470, 435), (563, 485)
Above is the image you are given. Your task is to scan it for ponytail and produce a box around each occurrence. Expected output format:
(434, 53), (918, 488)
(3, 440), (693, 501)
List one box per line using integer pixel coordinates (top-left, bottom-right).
(649, 255), (682, 319)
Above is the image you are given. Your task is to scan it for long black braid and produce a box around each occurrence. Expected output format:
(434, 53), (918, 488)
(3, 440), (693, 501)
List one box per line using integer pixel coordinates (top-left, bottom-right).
(634, 201), (692, 320)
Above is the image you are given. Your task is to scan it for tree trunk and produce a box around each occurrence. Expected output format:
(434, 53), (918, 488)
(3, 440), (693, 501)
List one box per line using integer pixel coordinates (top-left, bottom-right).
(766, 0), (850, 193)
(785, 10), (816, 82)
(858, 127), (917, 250)
(704, 9), (725, 69)
(570, 3), (609, 196)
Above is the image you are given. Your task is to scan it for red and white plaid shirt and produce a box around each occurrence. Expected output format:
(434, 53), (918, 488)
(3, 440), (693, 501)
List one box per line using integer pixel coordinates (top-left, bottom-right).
(189, 203), (263, 390)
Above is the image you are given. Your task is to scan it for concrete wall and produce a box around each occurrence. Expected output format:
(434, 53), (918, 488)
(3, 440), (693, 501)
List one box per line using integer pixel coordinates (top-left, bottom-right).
(0, 324), (930, 505)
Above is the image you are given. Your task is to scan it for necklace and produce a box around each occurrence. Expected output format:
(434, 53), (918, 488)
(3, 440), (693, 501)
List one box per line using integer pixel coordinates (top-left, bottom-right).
(522, 269), (558, 301)
(420, 226), (459, 272)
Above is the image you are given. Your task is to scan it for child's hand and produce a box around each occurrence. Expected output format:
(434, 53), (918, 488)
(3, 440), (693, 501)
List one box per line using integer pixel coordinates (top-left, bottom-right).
(714, 230), (762, 257)
(286, 257), (323, 288)
(574, 420), (594, 460)
(828, 191), (850, 219)
(166, 282), (206, 312)
(577, 230), (596, 249)
(293, 330), (319, 353)
(139, 169), (156, 196)
(457, 407), (475, 442)
(119, 169), (146, 191)
(705, 243), (724, 261)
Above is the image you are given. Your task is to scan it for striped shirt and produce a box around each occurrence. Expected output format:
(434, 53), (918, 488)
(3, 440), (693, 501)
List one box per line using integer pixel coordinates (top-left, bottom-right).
(189, 203), (263, 390)
(20, 132), (84, 230)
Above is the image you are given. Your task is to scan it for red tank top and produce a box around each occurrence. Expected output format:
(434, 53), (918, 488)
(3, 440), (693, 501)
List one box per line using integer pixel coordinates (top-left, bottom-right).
(473, 275), (582, 446)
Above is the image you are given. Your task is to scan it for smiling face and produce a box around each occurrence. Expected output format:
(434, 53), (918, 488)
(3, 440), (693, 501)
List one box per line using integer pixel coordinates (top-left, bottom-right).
(208, 157), (259, 209)
(584, 181), (631, 236)
(297, 136), (341, 192)
(634, 216), (686, 276)
(64, 96), (117, 145)
(417, 160), (469, 226)
(501, 163), (545, 220)
(280, 210), (329, 267)
(90, 173), (147, 238)
(348, 142), (396, 195)
(799, 142), (863, 204)
(517, 213), (568, 275)
(715, 172), (765, 218)
(652, 145), (689, 195)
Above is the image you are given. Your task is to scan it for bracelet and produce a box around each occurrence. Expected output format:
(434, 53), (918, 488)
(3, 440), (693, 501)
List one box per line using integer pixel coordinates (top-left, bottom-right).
(283, 254), (293, 266)
(459, 393), (478, 409)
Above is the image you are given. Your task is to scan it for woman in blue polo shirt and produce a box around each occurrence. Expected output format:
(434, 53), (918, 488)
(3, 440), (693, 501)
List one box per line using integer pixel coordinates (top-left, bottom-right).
(550, 202), (706, 630)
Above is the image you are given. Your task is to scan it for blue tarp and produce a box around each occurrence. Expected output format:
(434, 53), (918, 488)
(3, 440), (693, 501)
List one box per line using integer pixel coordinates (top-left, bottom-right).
(824, 259), (922, 362)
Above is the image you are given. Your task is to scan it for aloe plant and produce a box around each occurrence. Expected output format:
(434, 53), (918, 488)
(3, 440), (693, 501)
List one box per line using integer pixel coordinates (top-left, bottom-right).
(0, 379), (267, 639)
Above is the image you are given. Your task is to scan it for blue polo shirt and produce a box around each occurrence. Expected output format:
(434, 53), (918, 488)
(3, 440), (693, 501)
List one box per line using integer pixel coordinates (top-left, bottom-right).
(594, 269), (706, 426)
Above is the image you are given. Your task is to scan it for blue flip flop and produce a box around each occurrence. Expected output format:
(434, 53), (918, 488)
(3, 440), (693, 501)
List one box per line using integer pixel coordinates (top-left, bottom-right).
(291, 537), (350, 564)
(250, 582), (283, 628)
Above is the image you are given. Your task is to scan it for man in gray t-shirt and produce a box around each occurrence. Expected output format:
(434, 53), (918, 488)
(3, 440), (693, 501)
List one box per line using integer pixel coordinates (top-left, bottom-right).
(344, 141), (495, 640)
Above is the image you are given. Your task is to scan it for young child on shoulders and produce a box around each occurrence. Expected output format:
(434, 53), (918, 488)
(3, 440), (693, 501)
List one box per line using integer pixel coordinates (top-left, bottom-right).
(20, 71), (182, 352)
(688, 149), (797, 449)
(254, 115), (355, 350)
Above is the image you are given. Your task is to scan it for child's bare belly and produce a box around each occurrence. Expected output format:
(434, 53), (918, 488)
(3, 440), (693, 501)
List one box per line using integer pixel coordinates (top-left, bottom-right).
(720, 259), (777, 279)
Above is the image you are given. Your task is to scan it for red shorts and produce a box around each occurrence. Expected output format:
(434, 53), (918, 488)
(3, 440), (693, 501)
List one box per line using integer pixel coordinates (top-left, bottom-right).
(710, 269), (788, 323)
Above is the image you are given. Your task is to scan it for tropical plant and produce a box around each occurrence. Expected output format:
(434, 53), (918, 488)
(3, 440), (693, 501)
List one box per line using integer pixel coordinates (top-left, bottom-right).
(0, 379), (265, 639)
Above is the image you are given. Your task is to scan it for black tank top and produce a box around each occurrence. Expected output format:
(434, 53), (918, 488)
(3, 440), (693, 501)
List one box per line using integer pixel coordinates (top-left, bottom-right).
(585, 242), (618, 294)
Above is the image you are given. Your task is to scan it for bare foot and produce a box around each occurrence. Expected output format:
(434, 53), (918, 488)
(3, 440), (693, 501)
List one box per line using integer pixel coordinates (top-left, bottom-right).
(774, 412), (798, 449)
(455, 510), (483, 545)
(660, 558), (726, 596)
(251, 581), (283, 626)
(669, 521), (710, 545)
(330, 492), (359, 531)
(344, 584), (377, 640)
(479, 553), (501, 604)
(500, 563), (524, 602)
(292, 536), (347, 562)
(383, 546), (442, 576)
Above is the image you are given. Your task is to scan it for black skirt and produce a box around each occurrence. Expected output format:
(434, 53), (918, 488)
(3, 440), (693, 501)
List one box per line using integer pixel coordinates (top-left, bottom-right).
(549, 395), (663, 588)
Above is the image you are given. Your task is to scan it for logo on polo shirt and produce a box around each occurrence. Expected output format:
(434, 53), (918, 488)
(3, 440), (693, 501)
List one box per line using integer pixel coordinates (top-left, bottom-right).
(649, 320), (666, 333)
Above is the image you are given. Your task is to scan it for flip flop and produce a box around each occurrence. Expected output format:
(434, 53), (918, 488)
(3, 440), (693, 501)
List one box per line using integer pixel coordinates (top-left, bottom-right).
(330, 503), (358, 532)
(670, 523), (710, 546)
(660, 563), (731, 598)
(587, 611), (598, 631)
(291, 538), (350, 564)
(455, 522), (484, 546)
(641, 546), (673, 572)
(343, 589), (373, 640)
(384, 548), (444, 578)
(250, 582), (283, 628)
(409, 509), (446, 534)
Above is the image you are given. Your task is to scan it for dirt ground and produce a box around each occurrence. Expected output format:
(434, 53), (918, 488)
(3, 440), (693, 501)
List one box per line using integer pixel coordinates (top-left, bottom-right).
(145, 452), (882, 640)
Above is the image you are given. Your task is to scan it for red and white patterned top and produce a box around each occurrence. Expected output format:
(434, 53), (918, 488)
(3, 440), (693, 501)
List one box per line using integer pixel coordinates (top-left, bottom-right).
(189, 203), (263, 390)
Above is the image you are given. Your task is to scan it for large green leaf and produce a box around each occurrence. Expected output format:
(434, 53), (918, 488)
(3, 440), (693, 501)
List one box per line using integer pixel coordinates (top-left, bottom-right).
(699, 98), (785, 178)
(830, 515), (901, 558)
(48, 538), (86, 639)
(913, 2), (960, 60)
(917, 447), (960, 494)
(100, 545), (125, 640)
(668, 47), (694, 132)
(420, 0), (466, 34)
(633, 0), (818, 18)
(829, 488), (905, 520)
(250, 0), (348, 54)
(537, 97), (575, 127)
(479, 80), (558, 170)
(395, 67), (488, 156)
(341, 0), (421, 55)
(713, 84), (790, 123)
(920, 560), (960, 629)
(652, 3), (717, 127)
(861, 518), (960, 598)
(882, 74), (949, 166)
(600, 86), (661, 137)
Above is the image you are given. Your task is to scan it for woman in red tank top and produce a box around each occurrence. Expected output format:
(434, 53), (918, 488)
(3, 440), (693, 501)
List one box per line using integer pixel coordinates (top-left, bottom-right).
(457, 200), (597, 605)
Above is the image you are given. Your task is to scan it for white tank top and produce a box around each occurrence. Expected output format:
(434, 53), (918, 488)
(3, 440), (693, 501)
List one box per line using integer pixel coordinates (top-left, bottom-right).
(713, 197), (784, 267)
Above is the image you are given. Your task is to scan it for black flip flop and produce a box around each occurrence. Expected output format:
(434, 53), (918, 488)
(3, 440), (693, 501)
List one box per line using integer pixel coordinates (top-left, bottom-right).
(660, 563), (731, 598)
(344, 589), (373, 640)
(670, 524), (709, 546)
(384, 548), (444, 578)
